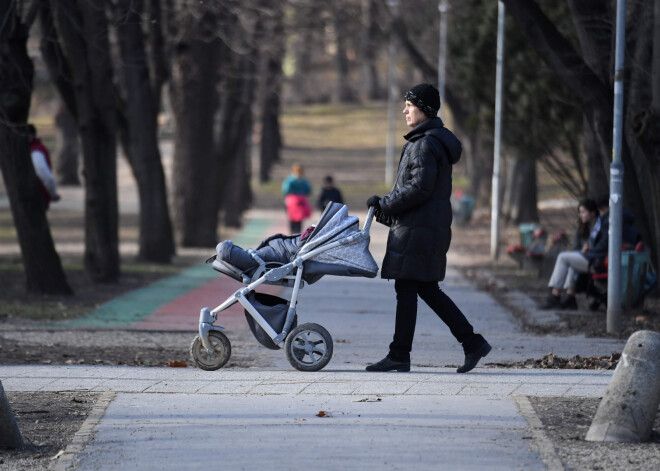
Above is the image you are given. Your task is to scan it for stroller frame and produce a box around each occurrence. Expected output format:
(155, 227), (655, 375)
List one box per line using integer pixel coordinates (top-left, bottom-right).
(192, 206), (375, 372)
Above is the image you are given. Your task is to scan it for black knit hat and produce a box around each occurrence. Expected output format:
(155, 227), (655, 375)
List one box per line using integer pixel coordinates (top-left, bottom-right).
(404, 83), (440, 118)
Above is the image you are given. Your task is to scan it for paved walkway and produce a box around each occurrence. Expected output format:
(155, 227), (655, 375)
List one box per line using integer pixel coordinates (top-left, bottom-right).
(2, 365), (612, 470)
(1, 207), (631, 470)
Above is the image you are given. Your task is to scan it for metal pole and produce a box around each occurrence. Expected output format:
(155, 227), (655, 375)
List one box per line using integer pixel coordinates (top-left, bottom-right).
(385, 0), (399, 185)
(491, 1), (505, 260)
(607, 0), (626, 334)
(438, 0), (448, 120)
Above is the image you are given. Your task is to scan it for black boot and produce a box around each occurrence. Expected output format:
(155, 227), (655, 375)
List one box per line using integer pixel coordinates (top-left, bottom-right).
(539, 293), (561, 310)
(559, 295), (578, 310)
(457, 341), (492, 374)
(365, 356), (411, 372)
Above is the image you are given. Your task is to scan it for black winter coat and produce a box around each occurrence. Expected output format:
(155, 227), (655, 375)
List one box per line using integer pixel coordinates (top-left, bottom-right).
(378, 117), (462, 281)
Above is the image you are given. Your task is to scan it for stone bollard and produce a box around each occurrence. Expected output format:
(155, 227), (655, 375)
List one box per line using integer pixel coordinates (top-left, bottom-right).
(0, 380), (24, 449)
(586, 330), (660, 442)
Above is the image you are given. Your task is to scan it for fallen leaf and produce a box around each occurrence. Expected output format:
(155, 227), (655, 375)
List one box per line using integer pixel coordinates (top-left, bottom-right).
(316, 410), (332, 417)
(168, 360), (187, 368)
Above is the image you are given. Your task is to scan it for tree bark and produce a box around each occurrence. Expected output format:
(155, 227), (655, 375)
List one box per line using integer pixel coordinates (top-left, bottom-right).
(290, 0), (318, 104)
(259, 1), (284, 183)
(54, 105), (80, 185)
(0, 381), (23, 449)
(169, 6), (220, 247)
(503, 0), (614, 194)
(361, 0), (383, 100)
(217, 9), (259, 228)
(52, 0), (120, 282)
(38, 2), (77, 120)
(0, 3), (72, 295)
(502, 156), (538, 224)
(146, 0), (170, 108)
(333, 0), (356, 103)
(114, 0), (175, 263)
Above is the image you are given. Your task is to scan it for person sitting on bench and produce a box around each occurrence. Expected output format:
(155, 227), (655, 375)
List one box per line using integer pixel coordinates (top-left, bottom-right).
(540, 198), (604, 310)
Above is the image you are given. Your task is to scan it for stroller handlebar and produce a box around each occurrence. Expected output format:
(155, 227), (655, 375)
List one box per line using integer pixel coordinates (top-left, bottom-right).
(362, 206), (376, 235)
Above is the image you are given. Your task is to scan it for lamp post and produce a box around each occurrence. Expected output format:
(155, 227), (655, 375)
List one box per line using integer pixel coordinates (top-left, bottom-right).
(491, 1), (505, 260)
(606, 0), (626, 333)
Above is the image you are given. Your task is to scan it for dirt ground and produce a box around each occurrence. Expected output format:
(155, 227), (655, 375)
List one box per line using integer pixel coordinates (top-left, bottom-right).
(1, 392), (98, 471)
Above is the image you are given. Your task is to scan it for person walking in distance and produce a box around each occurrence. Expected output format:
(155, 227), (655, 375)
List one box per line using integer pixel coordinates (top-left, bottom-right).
(317, 175), (344, 210)
(366, 83), (491, 373)
(281, 163), (312, 234)
(28, 124), (61, 210)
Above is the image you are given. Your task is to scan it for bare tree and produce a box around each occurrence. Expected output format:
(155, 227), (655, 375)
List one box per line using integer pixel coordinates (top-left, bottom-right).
(0, 1), (72, 294)
(51, 0), (120, 282)
(504, 0), (660, 269)
(360, 0), (384, 100)
(54, 105), (80, 185)
(217, 3), (263, 227)
(113, 0), (175, 262)
(332, 0), (357, 102)
(258, 0), (285, 183)
(168, 1), (221, 246)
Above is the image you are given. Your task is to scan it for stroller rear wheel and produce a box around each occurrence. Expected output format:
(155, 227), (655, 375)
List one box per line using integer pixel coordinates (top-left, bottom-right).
(190, 330), (231, 371)
(285, 323), (333, 372)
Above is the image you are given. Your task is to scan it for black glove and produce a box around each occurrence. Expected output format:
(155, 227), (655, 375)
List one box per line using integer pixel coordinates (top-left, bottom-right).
(367, 195), (381, 209)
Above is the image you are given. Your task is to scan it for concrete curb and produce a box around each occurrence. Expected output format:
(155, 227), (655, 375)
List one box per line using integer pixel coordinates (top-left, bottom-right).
(515, 395), (565, 470)
(52, 391), (116, 471)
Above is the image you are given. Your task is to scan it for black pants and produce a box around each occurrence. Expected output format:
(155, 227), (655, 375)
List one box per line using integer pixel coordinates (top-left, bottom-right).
(388, 279), (482, 362)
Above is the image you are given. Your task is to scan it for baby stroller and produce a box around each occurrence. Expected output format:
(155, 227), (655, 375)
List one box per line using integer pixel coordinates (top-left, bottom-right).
(190, 203), (379, 372)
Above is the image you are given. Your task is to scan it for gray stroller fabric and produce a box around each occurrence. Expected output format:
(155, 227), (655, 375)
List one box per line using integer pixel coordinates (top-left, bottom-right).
(216, 234), (302, 276)
(214, 202), (378, 282)
(299, 203), (379, 278)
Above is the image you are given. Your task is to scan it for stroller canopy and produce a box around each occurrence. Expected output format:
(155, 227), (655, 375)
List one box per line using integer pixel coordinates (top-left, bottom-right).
(299, 202), (379, 279)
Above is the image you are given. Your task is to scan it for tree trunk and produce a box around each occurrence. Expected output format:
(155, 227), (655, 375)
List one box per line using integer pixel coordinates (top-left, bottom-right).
(52, 0), (120, 282)
(146, 0), (169, 108)
(290, 0), (318, 104)
(502, 156), (538, 224)
(114, 0), (175, 263)
(627, 1), (660, 270)
(361, 0), (383, 100)
(333, 0), (355, 103)
(259, 1), (284, 183)
(38, 2), (77, 120)
(169, 9), (220, 247)
(54, 104), (80, 185)
(0, 381), (23, 449)
(0, 4), (72, 295)
(217, 11), (259, 228)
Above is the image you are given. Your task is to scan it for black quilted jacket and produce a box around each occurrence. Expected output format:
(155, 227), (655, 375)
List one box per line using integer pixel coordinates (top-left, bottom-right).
(378, 117), (462, 281)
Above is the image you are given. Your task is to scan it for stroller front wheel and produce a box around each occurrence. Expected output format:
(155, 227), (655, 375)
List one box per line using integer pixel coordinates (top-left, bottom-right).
(190, 330), (231, 371)
(285, 323), (333, 372)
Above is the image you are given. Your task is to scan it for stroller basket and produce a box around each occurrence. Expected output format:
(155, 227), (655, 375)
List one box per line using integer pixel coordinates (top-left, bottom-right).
(244, 292), (296, 350)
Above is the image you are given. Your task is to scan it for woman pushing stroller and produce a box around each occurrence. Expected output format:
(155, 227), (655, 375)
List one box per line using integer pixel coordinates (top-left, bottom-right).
(365, 84), (491, 374)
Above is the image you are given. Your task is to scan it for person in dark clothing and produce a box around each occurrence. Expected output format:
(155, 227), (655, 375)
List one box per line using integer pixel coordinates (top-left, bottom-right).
(317, 175), (344, 210)
(594, 194), (640, 248)
(365, 83), (491, 374)
(540, 199), (601, 310)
